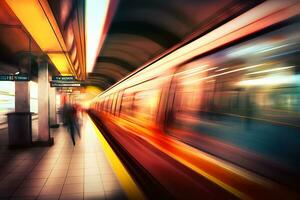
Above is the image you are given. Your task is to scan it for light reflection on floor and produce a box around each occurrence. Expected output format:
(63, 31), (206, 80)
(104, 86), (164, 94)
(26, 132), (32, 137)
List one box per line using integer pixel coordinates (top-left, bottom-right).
(0, 114), (128, 200)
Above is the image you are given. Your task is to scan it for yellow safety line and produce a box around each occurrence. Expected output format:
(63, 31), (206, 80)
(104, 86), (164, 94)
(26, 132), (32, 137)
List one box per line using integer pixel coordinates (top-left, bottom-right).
(87, 116), (145, 200)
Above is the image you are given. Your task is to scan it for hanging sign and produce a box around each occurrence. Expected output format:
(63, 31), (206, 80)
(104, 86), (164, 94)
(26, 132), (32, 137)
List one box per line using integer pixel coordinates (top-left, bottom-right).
(52, 76), (76, 81)
(0, 74), (29, 81)
(50, 81), (81, 87)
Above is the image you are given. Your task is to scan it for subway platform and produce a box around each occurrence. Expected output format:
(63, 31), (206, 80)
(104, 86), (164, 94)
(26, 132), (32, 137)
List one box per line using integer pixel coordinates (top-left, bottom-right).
(0, 115), (128, 200)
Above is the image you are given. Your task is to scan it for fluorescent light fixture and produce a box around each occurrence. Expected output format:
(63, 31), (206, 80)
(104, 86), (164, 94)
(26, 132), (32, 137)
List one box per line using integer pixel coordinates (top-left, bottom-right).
(180, 67), (218, 80)
(256, 43), (291, 54)
(227, 44), (270, 58)
(6, 0), (74, 75)
(237, 75), (297, 86)
(48, 54), (72, 74)
(175, 65), (208, 77)
(184, 64), (264, 85)
(85, 0), (110, 73)
(246, 66), (294, 75)
(215, 68), (229, 72)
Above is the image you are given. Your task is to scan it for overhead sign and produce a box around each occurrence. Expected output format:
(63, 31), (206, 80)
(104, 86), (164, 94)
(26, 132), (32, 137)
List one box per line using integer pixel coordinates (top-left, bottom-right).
(15, 74), (30, 81)
(50, 81), (81, 87)
(51, 76), (80, 87)
(52, 76), (76, 81)
(0, 75), (14, 81)
(0, 74), (29, 81)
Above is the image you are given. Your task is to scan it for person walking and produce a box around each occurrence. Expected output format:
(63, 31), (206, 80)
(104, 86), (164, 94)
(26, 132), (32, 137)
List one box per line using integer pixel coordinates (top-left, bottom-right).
(63, 103), (77, 145)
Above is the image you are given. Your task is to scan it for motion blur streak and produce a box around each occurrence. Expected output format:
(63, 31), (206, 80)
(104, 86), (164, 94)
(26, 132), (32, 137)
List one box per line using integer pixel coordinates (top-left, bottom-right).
(86, 116), (144, 200)
(109, 115), (295, 200)
(105, 1), (300, 94)
(90, 0), (300, 199)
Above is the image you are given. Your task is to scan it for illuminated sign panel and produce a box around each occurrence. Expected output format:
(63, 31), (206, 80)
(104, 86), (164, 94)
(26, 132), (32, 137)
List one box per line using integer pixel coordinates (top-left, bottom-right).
(51, 76), (79, 87)
(0, 74), (29, 81)
(52, 76), (76, 81)
(50, 81), (81, 87)
(0, 75), (14, 81)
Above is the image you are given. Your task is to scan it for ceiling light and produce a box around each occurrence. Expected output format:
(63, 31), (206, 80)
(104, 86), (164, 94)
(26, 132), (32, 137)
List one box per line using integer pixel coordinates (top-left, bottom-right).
(85, 0), (110, 73)
(6, 0), (75, 76)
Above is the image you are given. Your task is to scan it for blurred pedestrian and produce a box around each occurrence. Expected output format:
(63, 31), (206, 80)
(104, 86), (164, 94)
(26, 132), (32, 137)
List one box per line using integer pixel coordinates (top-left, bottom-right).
(63, 103), (80, 145)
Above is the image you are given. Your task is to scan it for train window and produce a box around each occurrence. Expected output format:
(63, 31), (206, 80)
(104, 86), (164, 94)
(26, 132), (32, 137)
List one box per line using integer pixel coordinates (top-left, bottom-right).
(106, 96), (110, 113)
(111, 93), (118, 115)
(102, 98), (106, 112)
(108, 94), (112, 114)
(107, 96), (111, 112)
(100, 101), (103, 111)
(104, 96), (109, 112)
(120, 90), (134, 117)
(106, 96), (110, 112)
(97, 102), (100, 111)
(108, 94), (113, 113)
(119, 78), (164, 126)
(167, 22), (300, 182)
(115, 91), (124, 116)
(103, 98), (106, 112)
(111, 94), (115, 113)
(132, 89), (161, 125)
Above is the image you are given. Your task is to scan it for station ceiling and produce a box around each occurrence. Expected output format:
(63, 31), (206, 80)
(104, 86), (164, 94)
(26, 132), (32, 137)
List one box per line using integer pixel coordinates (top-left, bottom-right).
(0, 0), (41, 75)
(0, 0), (262, 88)
(88, 0), (263, 90)
(0, 0), (85, 80)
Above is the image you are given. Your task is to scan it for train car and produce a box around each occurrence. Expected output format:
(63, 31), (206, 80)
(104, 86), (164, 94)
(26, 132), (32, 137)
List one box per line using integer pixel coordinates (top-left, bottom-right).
(90, 1), (300, 199)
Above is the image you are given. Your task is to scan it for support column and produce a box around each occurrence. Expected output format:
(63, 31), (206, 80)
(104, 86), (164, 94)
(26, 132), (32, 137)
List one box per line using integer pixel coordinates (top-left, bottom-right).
(8, 81), (32, 147)
(37, 61), (52, 144)
(49, 87), (58, 127)
(15, 81), (30, 112)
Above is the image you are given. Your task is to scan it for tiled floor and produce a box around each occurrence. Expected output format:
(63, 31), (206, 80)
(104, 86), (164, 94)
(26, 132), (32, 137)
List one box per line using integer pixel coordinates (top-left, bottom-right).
(0, 116), (127, 200)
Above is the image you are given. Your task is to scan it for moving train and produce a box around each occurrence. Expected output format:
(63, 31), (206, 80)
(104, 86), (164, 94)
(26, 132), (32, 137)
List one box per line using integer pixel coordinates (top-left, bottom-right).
(90, 1), (300, 199)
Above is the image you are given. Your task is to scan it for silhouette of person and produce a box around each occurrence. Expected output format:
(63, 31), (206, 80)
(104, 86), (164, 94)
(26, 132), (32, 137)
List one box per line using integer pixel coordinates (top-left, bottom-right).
(63, 103), (80, 145)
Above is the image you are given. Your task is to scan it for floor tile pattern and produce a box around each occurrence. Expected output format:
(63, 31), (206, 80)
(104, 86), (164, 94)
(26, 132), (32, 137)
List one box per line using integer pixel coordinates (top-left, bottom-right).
(0, 117), (127, 200)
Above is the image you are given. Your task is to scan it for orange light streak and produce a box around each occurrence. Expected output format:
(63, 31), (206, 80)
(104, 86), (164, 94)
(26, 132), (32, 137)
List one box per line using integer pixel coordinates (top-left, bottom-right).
(100, 114), (298, 199)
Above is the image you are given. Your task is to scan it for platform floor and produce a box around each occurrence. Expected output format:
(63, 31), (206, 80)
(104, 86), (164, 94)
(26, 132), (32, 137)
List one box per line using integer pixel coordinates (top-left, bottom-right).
(0, 116), (127, 200)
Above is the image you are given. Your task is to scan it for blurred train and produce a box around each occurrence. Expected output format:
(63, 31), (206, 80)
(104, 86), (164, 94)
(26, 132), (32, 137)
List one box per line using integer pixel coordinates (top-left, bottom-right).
(90, 1), (300, 199)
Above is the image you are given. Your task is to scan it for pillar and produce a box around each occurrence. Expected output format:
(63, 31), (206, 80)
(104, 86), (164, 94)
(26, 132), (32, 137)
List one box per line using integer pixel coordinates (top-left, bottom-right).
(49, 87), (57, 126)
(38, 61), (50, 142)
(8, 81), (32, 147)
(15, 81), (30, 112)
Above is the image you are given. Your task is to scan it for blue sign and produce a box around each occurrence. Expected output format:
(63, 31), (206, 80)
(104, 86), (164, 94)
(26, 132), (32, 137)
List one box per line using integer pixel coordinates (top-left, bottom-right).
(52, 76), (76, 81)
(0, 74), (29, 81)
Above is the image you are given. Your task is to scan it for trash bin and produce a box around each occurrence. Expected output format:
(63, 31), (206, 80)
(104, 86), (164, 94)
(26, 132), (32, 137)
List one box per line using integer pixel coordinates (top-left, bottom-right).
(7, 112), (32, 147)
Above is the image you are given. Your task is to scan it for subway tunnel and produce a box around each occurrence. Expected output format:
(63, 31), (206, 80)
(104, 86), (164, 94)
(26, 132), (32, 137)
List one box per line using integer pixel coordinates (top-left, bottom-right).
(0, 0), (300, 199)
